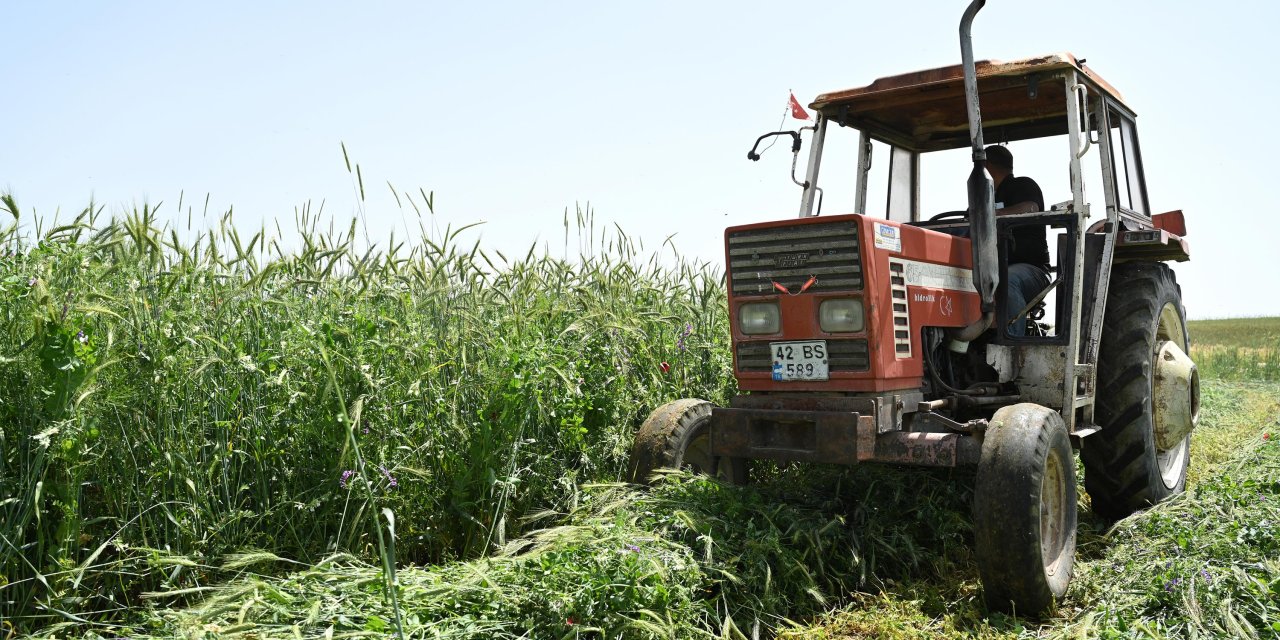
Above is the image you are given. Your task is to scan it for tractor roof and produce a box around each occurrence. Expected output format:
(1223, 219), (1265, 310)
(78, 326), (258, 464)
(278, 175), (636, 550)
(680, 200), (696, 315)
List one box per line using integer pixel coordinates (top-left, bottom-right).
(811, 52), (1128, 152)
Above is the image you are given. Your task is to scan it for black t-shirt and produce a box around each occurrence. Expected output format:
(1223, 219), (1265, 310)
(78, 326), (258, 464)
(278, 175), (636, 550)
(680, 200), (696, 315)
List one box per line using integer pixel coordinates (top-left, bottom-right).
(996, 175), (1049, 268)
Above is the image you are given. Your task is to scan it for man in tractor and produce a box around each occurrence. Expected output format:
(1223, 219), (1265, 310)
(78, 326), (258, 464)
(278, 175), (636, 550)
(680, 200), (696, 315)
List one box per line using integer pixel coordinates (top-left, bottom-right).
(985, 144), (1050, 337)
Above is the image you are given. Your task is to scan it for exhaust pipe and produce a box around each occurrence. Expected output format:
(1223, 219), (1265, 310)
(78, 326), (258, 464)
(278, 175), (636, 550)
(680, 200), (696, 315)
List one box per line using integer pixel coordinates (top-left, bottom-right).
(948, 0), (998, 342)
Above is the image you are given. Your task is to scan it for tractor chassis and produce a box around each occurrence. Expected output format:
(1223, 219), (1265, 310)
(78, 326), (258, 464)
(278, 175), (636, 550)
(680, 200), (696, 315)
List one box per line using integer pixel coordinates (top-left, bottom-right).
(710, 394), (982, 468)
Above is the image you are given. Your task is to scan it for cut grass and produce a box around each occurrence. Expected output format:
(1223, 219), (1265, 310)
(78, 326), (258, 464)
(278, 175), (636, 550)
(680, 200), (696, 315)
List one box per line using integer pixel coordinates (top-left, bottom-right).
(1063, 428), (1280, 638)
(781, 379), (1280, 640)
(30, 476), (870, 639)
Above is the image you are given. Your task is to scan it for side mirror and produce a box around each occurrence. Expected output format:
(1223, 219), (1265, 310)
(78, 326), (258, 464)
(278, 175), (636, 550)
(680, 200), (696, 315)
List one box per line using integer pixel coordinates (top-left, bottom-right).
(746, 131), (801, 161)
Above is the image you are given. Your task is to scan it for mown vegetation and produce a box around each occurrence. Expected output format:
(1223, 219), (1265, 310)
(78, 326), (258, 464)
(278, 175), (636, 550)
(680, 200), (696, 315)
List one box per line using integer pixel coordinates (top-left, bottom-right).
(3, 186), (1277, 639)
(783, 379), (1280, 640)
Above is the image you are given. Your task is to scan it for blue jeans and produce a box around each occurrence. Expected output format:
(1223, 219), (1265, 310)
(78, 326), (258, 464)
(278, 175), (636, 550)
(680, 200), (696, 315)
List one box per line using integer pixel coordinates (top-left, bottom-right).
(1007, 263), (1050, 337)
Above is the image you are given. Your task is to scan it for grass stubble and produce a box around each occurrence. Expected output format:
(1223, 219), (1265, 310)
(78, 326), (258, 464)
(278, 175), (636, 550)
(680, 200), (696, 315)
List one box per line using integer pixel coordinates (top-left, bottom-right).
(2, 182), (1278, 638)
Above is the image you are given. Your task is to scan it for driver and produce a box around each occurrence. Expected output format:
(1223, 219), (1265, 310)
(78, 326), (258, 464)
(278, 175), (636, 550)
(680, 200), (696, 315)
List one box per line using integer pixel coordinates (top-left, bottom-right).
(984, 145), (1049, 337)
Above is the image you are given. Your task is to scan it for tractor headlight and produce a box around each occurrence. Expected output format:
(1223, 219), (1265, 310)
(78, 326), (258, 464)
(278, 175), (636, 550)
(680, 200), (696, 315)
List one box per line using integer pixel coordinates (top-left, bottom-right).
(739, 302), (781, 334)
(819, 298), (865, 333)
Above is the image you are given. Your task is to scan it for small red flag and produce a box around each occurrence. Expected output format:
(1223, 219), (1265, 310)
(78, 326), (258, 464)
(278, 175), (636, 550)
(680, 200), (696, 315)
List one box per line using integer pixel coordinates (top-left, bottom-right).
(788, 92), (810, 120)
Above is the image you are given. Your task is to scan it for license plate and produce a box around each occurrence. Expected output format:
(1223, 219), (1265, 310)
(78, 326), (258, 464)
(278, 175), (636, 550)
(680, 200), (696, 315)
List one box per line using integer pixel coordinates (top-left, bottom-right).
(771, 340), (829, 381)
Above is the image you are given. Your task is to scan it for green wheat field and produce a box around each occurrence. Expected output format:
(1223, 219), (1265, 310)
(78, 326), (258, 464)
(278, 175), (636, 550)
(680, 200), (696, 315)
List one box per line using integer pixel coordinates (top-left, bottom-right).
(1, 189), (1277, 639)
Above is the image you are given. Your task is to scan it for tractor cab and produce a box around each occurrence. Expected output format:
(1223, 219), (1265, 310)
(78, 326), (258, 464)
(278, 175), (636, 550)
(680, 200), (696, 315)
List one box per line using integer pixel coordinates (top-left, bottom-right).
(734, 51), (1189, 418)
(804, 52), (1185, 260)
(808, 52), (1147, 219)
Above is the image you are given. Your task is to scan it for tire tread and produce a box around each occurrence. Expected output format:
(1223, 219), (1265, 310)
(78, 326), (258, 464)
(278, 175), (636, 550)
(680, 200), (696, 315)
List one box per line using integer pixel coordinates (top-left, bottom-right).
(1081, 262), (1189, 521)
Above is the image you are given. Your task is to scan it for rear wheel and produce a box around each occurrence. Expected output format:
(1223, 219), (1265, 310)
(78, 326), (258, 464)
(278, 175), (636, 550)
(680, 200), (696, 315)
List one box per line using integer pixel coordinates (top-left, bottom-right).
(974, 403), (1076, 616)
(628, 399), (748, 485)
(1082, 263), (1191, 521)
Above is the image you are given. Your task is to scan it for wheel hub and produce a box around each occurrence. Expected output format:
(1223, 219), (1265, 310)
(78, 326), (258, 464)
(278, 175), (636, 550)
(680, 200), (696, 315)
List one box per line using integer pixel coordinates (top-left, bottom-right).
(1040, 450), (1069, 575)
(1152, 339), (1199, 451)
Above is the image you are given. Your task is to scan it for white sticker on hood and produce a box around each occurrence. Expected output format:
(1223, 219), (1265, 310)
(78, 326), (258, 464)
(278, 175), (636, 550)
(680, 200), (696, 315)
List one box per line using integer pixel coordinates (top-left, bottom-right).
(873, 222), (902, 252)
(901, 259), (977, 292)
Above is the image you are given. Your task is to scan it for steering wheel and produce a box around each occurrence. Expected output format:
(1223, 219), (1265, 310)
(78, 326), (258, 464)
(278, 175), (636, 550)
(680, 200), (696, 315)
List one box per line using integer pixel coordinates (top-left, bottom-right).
(929, 210), (969, 222)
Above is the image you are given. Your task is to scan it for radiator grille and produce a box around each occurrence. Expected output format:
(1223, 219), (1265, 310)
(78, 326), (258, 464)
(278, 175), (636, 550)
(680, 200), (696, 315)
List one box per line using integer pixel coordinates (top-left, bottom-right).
(887, 259), (912, 359)
(736, 340), (871, 373)
(727, 220), (862, 296)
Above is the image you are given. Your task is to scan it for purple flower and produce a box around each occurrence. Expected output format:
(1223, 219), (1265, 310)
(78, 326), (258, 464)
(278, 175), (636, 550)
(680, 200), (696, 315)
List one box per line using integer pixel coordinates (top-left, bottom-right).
(379, 465), (397, 488)
(27, 277), (36, 287)
(1164, 577), (1182, 592)
(1200, 569), (1213, 583)
(339, 469), (356, 488)
(76, 330), (88, 344)
(677, 323), (694, 352)
(626, 544), (640, 553)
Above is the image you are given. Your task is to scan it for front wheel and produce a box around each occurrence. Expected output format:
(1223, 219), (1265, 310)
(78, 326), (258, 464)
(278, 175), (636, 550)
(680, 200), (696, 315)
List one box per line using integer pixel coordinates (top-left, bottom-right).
(974, 403), (1077, 616)
(627, 399), (747, 485)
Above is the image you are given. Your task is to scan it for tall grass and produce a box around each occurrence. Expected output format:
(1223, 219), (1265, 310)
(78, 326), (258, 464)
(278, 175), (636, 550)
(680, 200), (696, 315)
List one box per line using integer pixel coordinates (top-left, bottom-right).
(0, 190), (735, 630)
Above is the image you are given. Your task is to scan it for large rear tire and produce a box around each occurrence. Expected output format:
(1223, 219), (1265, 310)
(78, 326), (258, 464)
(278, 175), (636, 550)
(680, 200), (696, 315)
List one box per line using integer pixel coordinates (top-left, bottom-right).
(1082, 263), (1190, 522)
(974, 403), (1077, 617)
(628, 399), (748, 485)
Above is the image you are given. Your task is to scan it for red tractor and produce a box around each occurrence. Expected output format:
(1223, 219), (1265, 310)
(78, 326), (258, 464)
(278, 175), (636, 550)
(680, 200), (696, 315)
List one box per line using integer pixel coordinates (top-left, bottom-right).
(630, 0), (1198, 615)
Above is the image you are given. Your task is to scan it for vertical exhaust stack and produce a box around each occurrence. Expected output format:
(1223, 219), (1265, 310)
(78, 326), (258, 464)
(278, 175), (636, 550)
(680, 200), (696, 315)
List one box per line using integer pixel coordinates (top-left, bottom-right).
(959, 0), (999, 323)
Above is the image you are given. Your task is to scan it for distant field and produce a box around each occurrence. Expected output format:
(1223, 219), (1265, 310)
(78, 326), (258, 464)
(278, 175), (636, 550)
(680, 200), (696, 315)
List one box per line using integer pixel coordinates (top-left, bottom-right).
(1188, 317), (1280, 381)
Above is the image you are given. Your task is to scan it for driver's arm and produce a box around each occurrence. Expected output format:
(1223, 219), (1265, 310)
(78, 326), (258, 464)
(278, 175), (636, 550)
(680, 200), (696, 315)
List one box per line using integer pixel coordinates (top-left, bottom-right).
(995, 201), (1040, 216)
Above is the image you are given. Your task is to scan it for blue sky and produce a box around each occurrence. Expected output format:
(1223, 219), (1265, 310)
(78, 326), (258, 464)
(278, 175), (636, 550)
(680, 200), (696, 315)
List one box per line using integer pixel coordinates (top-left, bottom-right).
(4, 1), (1277, 317)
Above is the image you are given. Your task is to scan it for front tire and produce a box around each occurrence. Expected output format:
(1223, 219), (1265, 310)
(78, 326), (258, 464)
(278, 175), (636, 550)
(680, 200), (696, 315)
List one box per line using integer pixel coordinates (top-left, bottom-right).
(974, 403), (1077, 616)
(627, 399), (748, 485)
(1082, 263), (1191, 522)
